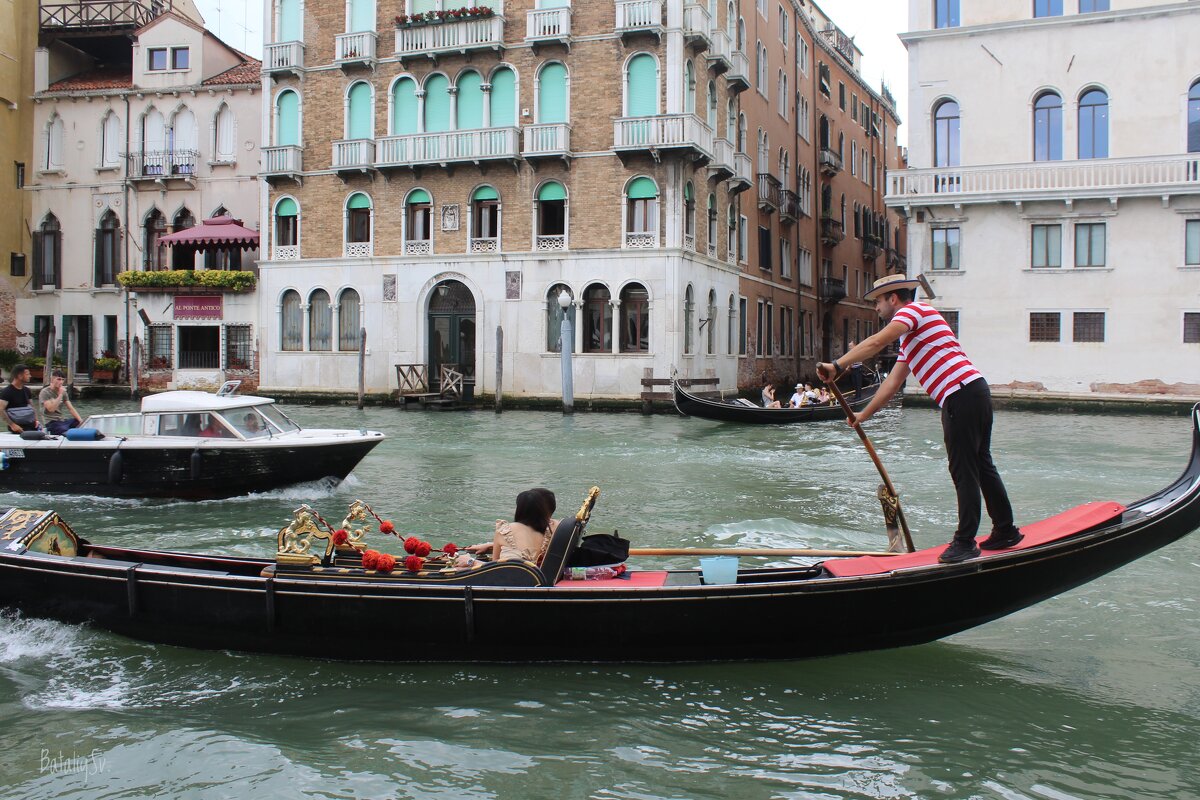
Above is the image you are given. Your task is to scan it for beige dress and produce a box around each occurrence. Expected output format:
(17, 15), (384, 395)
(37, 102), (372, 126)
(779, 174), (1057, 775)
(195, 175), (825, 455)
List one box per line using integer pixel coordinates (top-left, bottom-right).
(495, 520), (546, 563)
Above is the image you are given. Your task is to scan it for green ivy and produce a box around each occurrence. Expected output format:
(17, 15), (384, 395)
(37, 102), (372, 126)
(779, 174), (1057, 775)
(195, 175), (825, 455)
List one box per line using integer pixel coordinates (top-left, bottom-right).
(117, 270), (257, 292)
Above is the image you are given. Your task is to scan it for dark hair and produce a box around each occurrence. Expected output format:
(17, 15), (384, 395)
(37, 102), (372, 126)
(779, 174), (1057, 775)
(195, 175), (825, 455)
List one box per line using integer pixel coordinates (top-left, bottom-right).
(515, 488), (556, 531)
(885, 288), (915, 304)
(11, 364), (28, 380)
(51, 369), (67, 380)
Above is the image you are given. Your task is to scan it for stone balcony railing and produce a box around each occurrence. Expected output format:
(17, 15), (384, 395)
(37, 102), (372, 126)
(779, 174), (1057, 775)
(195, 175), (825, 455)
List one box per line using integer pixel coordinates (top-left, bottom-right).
(819, 147), (843, 176)
(710, 136), (734, 178)
(819, 276), (847, 304)
(272, 245), (300, 261)
(613, 114), (713, 160)
(757, 173), (781, 213)
(335, 31), (377, 66)
(730, 151), (753, 192)
(332, 138), (376, 171)
(886, 153), (1200, 206)
(616, 0), (663, 37)
(536, 234), (566, 251)
(128, 150), (198, 180)
(395, 16), (505, 58)
(727, 49), (750, 92)
(625, 231), (658, 249)
(779, 189), (800, 222)
(264, 41), (304, 74)
(522, 123), (570, 158)
(377, 127), (519, 167)
(820, 215), (845, 247)
(526, 7), (570, 44)
(262, 145), (302, 178)
(707, 27), (731, 72)
(683, 3), (711, 49)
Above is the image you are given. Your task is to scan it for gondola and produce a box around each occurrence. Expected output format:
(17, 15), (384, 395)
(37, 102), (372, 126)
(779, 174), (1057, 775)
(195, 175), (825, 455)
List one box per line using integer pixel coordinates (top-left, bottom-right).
(2, 406), (1199, 663)
(673, 378), (881, 424)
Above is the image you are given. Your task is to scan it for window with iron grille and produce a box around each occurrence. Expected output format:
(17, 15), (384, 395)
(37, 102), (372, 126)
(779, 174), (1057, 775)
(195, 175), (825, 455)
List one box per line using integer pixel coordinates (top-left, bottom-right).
(225, 324), (253, 370)
(148, 324), (173, 369)
(1029, 312), (1061, 342)
(1073, 312), (1105, 343)
(942, 310), (960, 338)
(1185, 313), (1200, 344)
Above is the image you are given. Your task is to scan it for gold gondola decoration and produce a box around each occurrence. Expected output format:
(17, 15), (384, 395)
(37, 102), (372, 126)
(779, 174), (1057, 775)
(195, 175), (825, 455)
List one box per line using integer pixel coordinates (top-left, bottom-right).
(275, 504), (332, 566)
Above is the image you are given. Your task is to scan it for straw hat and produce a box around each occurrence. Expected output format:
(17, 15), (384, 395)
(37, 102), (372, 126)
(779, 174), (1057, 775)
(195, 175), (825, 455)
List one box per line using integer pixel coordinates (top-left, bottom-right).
(863, 273), (922, 302)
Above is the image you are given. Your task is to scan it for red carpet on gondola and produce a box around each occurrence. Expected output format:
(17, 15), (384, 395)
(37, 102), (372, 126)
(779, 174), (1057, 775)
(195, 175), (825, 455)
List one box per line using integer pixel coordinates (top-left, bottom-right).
(823, 501), (1127, 578)
(554, 570), (670, 589)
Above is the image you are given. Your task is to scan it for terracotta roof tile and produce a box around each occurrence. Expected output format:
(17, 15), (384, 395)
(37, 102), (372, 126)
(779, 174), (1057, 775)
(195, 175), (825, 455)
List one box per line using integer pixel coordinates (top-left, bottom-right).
(46, 66), (133, 93)
(202, 59), (262, 86)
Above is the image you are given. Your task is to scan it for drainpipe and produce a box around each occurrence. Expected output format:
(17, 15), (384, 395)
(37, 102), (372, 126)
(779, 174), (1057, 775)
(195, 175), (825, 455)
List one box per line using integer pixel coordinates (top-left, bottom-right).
(124, 91), (134, 398)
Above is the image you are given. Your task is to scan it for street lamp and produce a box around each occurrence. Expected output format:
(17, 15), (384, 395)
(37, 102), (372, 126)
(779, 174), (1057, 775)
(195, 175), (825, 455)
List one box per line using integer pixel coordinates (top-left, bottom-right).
(558, 290), (574, 415)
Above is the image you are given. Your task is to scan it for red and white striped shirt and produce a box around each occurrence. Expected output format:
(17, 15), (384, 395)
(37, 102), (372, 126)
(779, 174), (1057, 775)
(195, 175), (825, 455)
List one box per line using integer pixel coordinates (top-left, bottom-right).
(893, 302), (981, 406)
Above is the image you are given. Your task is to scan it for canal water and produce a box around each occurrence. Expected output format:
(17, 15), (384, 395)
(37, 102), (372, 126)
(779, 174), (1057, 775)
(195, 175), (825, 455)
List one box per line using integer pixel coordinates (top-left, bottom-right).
(1, 401), (1197, 799)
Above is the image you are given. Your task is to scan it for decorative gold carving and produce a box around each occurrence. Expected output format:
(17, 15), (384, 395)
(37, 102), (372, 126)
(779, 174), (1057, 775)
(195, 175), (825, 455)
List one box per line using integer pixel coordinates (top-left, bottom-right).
(575, 486), (601, 523)
(276, 504), (329, 565)
(338, 500), (374, 551)
(0, 510), (44, 541)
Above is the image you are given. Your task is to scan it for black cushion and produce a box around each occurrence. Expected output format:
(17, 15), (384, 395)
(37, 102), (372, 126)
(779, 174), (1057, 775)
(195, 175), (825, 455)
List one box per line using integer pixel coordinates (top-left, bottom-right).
(537, 517), (584, 584)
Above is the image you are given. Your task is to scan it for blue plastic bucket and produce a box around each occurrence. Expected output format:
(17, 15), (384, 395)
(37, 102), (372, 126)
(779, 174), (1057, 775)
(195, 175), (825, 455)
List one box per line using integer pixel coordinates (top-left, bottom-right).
(699, 556), (738, 585)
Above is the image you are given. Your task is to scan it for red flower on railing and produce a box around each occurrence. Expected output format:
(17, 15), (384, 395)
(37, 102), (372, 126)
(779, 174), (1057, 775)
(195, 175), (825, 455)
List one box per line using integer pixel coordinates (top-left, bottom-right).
(361, 549), (381, 570)
(376, 553), (397, 573)
(395, 5), (494, 26)
(332, 529), (349, 547)
(404, 554), (425, 572)
(379, 520), (395, 535)
(443, 542), (459, 556)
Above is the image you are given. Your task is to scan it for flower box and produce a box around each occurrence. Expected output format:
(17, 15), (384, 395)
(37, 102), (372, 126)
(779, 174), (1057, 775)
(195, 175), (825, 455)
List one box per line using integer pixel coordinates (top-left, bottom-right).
(395, 6), (495, 26)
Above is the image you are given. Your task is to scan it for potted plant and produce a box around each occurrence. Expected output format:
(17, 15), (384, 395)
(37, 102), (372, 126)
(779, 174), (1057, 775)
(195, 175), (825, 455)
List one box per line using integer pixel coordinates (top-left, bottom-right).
(25, 357), (45, 382)
(92, 356), (122, 383)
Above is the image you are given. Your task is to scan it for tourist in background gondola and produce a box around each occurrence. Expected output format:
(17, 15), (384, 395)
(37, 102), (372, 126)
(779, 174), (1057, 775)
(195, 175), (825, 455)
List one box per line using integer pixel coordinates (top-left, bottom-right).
(39, 370), (82, 436)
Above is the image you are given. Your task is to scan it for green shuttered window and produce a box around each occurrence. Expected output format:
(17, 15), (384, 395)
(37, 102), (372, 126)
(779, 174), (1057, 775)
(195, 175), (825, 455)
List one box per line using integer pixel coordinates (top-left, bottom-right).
(457, 71), (484, 130)
(490, 68), (516, 127)
(538, 63), (568, 124)
(626, 54), (658, 117)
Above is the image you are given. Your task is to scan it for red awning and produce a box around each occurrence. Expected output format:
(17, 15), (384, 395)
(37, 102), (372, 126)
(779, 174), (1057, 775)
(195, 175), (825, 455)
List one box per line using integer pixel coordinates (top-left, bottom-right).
(158, 216), (260, 250)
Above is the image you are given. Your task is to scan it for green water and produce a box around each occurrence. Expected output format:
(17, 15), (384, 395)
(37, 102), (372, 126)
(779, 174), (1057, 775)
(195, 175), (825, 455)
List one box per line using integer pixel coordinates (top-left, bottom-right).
(1, 403), (1197, 799)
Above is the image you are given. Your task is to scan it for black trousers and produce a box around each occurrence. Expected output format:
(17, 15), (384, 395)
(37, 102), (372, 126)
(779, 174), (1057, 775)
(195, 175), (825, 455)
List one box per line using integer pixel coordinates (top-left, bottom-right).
(941, 379), (1016, 542)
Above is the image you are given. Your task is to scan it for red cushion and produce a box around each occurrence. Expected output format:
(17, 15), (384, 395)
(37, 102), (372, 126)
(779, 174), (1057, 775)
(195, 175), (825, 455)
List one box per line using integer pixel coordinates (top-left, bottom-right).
(823, 501), (1126, 579)
(554, 570), (669, 589)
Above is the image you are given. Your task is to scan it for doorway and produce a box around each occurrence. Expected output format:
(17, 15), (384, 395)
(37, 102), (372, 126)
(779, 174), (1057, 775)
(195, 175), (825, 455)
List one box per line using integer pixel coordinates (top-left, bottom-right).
(428, 280), (476, 394)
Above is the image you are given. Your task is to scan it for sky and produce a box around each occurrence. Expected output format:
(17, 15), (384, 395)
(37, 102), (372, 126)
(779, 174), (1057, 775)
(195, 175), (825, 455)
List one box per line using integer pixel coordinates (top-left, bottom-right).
(190, 0), (910, 142)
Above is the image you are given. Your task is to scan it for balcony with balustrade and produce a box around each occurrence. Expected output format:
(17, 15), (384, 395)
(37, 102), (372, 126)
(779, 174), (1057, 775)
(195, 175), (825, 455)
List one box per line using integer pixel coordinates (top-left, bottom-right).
(523, 124), (571, 159)
(127, 150), (198, 184)
(757, 173), (781, 213)
(887, 246), (907, 271)
(683, 3), (711, 51)
(820, 215), (845, 247)
(332, 139), (376, 173)
(376, 127), (519, 169)
(335, 31), (377, 68)
(727, 49), (750, 92)
(863, 234), (883, 261)
(706, 28), (731, 73)
(616, 0), (663, 40)
(273, 244), (300, 261)
(885, 153), (1200, 209)
(709, 137), (734, 180)
(264, 41), (304, 76)
(819, 276), (846, 304)
(730, 151), (753, 193)
(262, 145), (303, 182)
(395, 14), (505, 59)
(819, 147), (843, 177)
(40, 0), (157, 33)
(780, 189), (800, 223)
(526, 6), (570, 48)
(613, 114), (713, 162)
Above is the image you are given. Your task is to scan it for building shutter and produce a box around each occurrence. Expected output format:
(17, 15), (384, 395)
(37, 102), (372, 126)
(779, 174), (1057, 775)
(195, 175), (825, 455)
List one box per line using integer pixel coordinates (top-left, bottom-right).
(457, 71), (484, 130)
(472, 186), (499, 202)
(276, 91), (300, 146)
(489, 68), (516, 128)
(627, 176), (657, 200)
(537, 182), (566, 202)
(280, 0), (301, 40)
(347, 82), (373, 139)
(31, 232), (43, 290)
(424, 74), (451, 133)
(537, 63), (567, 124)
(349, 0), (375, 32)
(391, 78), (418, 135)
(626, 54), (658, 117)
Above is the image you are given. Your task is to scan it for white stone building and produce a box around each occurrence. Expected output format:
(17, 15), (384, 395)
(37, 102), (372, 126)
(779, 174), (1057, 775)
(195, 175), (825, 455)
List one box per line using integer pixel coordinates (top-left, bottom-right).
(23, 3), (261, 388)
(888, 0), (1200, 397)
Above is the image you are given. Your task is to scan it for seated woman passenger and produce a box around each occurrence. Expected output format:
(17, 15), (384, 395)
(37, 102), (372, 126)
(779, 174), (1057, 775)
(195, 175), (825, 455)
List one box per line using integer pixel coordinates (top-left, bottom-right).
(461, 488), (559, 565)
(761, 383), (782, 409)
(816, 387), (831, 405)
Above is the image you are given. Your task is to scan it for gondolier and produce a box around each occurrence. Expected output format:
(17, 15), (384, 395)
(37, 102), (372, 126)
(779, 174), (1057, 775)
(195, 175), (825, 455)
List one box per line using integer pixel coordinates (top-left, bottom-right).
(817, 274), (1023, 564)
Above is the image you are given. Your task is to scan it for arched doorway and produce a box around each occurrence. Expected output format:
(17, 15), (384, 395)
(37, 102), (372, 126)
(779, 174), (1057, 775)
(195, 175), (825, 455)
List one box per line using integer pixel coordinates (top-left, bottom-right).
(428, 280), (476, 395)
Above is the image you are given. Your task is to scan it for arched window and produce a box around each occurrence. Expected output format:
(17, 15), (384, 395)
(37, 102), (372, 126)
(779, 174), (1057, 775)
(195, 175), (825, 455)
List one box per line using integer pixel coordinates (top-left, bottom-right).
(422, 74), (451, 132)
(626, 176), (658, 246)
(45, 114), (64, 170)
(100, 111), (120, 168)
(726, 98), (737, 142)
(172, 208), (195, 269)
(338, 288), (362, 351)
(626, 53), (659, 116)
(33, 214), (62, 289)
(308, 289), (332, 351)
(620, 283), (650, 353)
(1189, 80), (1200, 154)
(142, 108), (166, 175)
(683, 284), (695, 354)
(281, 290), (302, 351)
(278, 0), (301, 40)
(583, 284), (612, 353)
(684, 59), (696, 114)
(144, 209), (166, 270)
(727, 294), (736, 354)
(818, 114), (830, 150)
(757, 128), (768, 173)
(684, 182), (695, 246)
(537, 62), (568, 124)
(706, 289), (717, 355)
(214, 104), (236, 162)
(707, 193), (717, 256)
(727, 2), (736, 41)
(470, 185), (499, 251)
(275, 90), (300, 146)
(391, 77), (418, 135)
(737, 112), (747, 152)
(348, 0), (374, 32)
(347, 81), (373, 139)
(457, 70), (484, 129)
(737, 17), (746, 52)
(546, 283), (573, 353)
(346, 192), (372, 255)
(707, 80), (718, 130)
(1033, 91), (1062, 162)
(755, 41), (766, 91)
(535, 181), (566, 249)
(405, 189), (431, 253)
(274, 197), (299, 257)
(933, 100), (960, 167)
(95, 209), (120, 286)
(170, 107), (196, 175)
(1078, 88), (1109, 160)
(490, 67), (516, 127)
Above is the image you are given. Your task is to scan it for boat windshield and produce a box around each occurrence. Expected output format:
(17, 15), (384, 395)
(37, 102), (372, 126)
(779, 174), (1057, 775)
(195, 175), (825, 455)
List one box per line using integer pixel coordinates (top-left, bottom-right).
(258, 403), (300, 433)
(157, 413), (236, 438)
(81, 413), (142, 436)
(225, 407), (271, 439)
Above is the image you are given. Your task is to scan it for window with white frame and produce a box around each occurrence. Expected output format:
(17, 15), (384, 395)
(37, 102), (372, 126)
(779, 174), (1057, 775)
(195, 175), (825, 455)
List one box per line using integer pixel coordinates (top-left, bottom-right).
(780, 237), (792, 279)
(44, 114), (64, 171)
(778, 5), (788, 43)
(777, 71), (787, 117)
(738, 214), (748, 262)
(308, 289), (332, 351)
(1075, 222), (1106, 268)
(932, 227), (960, 270)
(756, 42), (767, 94)
(280, 290), (302, 351)
(798, 247), (813, 285)
(1032, 224), (1062, 268)
(1187, 220), (1200, 266)
(1029, 312), (1061, 342)
(214, 104), (236, 162)
(798, 36), (809, 75)
(798, 95), (810, 142)
(100, 112), (120, 169)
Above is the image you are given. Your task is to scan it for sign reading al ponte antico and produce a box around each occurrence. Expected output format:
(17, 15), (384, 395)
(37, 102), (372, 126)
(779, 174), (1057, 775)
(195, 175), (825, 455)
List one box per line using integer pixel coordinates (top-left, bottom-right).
(174, 295), (224, 320)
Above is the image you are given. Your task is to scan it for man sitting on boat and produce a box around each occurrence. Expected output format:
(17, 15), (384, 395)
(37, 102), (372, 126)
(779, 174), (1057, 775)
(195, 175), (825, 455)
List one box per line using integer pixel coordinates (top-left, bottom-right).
(39, 369), (83, 436)
(0, 364), (39, 433)
(818, 273), (1024, 564)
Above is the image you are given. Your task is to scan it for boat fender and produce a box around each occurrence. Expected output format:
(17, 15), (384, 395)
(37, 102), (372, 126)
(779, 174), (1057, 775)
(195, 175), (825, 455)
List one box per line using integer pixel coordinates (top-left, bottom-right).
(19, 430), (46, 441)
(191, 448), (202, 480)
(65, 427), (103, 441)
(108, 450), (124, 485)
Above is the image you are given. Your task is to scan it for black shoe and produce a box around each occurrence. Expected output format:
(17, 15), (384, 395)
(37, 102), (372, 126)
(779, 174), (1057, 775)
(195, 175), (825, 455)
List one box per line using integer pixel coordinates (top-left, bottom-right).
(980, 528), (1024, 551)
(938, 539), (981, 564)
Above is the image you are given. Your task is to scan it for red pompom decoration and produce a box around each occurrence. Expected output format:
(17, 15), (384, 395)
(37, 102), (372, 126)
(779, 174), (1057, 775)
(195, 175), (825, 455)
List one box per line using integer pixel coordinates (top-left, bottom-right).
(415, 541), (432, 558)
(361, 549), (381, 570)
(403, 536), (420, 554)
(404, 555), (424, 573)
(376, 553), (396, 573)
(380, 520), (396, 535)
(332, 529), (349, 546)
(443, 542), (459, 556)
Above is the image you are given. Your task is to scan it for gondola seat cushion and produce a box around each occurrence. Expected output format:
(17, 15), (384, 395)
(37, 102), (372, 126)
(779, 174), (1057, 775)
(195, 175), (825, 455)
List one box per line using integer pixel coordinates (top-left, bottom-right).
(537, 517), (584, 584)
(823, 501), (1127, 578)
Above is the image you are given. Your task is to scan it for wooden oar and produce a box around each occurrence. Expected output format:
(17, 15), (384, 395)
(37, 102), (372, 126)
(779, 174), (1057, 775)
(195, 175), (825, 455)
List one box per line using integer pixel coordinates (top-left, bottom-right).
(824, 377), (916, 553)
(629, 547), (900, 558)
